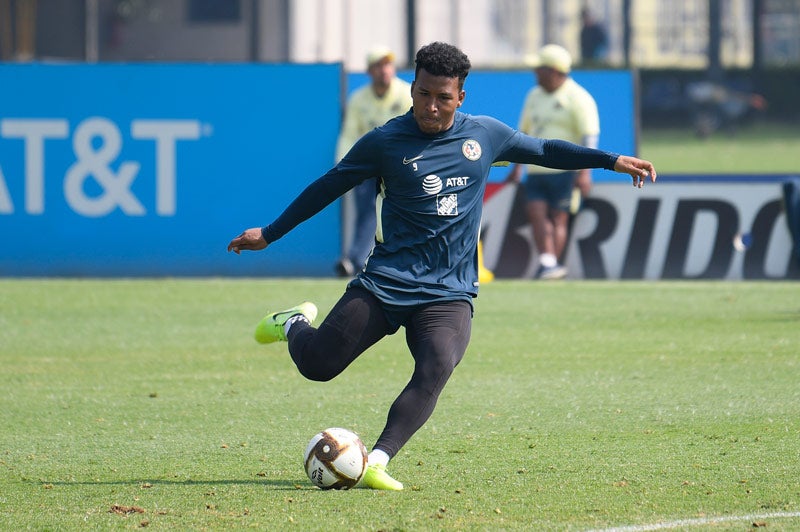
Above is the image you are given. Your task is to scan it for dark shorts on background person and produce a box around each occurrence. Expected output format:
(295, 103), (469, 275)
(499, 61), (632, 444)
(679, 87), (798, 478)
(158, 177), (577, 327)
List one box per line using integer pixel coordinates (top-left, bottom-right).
(524, 171), (574, 211)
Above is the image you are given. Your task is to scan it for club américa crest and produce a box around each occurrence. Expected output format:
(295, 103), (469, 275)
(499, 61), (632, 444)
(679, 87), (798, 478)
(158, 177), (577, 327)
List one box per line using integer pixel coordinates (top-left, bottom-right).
(462, 139), (482, 161)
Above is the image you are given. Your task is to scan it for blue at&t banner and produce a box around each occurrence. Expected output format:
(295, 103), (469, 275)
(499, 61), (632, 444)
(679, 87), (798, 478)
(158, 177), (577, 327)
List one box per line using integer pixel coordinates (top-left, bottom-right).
(0, 63), (342, 276)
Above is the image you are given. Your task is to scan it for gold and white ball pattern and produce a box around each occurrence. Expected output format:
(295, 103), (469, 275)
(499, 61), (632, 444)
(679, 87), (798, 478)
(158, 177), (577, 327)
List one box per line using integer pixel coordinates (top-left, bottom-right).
(303, 428), (368, 490)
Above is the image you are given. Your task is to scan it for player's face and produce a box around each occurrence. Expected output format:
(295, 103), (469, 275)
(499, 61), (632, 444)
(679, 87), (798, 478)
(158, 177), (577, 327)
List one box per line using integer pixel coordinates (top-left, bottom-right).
(411, 68), (465, 135)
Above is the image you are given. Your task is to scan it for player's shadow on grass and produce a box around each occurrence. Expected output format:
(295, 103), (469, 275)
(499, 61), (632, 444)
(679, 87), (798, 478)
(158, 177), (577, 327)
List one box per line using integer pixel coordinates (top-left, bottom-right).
(45, 478), (311, 490)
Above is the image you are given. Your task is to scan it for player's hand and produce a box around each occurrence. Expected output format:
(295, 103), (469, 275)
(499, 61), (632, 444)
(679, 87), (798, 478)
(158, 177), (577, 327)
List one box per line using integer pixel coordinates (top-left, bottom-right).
(227, 227), (268, 254)
(614, 155), (657, 188)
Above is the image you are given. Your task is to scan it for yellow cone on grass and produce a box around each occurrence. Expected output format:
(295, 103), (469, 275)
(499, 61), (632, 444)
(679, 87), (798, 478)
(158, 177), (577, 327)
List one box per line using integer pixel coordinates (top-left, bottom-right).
(478, 240), (494, 283)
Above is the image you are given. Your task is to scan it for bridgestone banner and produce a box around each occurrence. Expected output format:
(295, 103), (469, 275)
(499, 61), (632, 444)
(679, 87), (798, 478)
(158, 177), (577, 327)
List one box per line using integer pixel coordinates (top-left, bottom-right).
(481, 177), (799, 280)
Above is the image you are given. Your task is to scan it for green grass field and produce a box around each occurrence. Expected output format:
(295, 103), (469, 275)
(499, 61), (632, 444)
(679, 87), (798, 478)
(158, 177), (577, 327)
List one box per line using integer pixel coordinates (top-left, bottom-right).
(639, 123), (800, 174)
(1, 279), (799, 530)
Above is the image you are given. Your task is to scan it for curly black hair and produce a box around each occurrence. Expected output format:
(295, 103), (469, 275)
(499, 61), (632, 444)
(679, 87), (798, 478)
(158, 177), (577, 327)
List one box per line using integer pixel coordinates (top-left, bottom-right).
(414, 42), (471, 87)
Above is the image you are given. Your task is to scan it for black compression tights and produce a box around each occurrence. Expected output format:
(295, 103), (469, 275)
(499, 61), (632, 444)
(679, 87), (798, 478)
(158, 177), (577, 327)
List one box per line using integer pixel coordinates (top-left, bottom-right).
(287, 287), (472, 458)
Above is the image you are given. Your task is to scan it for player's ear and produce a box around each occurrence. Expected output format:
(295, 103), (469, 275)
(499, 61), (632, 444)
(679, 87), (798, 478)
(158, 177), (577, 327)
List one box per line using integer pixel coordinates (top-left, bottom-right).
(457, 90), (465, 107)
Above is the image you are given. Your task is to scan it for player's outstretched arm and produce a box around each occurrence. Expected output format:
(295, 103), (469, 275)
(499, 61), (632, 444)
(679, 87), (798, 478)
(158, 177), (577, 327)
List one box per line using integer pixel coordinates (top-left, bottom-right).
(227, 227), (267, 254)
(614, 155), (657, 188)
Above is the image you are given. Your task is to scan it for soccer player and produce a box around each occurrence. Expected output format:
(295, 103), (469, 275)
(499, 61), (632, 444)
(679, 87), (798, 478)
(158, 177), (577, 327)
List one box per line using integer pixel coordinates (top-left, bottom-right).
(227, 41), (656, 490)
(335, 46), (413, 277)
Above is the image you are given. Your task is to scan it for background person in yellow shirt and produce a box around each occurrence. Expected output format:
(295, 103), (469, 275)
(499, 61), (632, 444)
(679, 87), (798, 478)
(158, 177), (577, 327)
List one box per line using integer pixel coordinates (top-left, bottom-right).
(335, 46), (413, 277)
(507, 44), (600, 280)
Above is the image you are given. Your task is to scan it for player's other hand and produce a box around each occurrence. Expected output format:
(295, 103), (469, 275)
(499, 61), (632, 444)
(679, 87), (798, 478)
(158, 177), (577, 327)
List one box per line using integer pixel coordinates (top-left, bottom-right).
(614, 155), (657, 188)
(227, 227), (267, 254)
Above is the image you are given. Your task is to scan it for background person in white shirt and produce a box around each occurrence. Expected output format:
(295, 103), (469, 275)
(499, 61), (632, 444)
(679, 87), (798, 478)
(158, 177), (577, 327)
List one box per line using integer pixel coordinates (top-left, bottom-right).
(507, 44), (600, 280)
(335, 46), (413, 277)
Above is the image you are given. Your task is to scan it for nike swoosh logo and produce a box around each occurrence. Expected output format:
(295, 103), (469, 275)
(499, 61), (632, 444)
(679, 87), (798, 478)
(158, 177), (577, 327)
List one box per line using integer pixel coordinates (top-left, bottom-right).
(402, 155), (424, 165)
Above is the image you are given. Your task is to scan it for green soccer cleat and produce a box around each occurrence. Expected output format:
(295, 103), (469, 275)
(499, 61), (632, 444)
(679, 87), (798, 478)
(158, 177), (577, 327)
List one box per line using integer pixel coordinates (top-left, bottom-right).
(254, 302), (318, 344)
(361, 463), (404, 491)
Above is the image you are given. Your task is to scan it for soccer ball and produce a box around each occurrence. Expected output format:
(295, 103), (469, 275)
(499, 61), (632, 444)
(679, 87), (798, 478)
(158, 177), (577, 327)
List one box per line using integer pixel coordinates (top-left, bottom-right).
(303, 428), (368, 490)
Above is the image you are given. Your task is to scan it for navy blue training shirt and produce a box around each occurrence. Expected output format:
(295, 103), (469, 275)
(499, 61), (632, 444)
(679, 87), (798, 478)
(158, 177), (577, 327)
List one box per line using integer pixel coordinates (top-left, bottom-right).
(263, 110), (619, 308)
